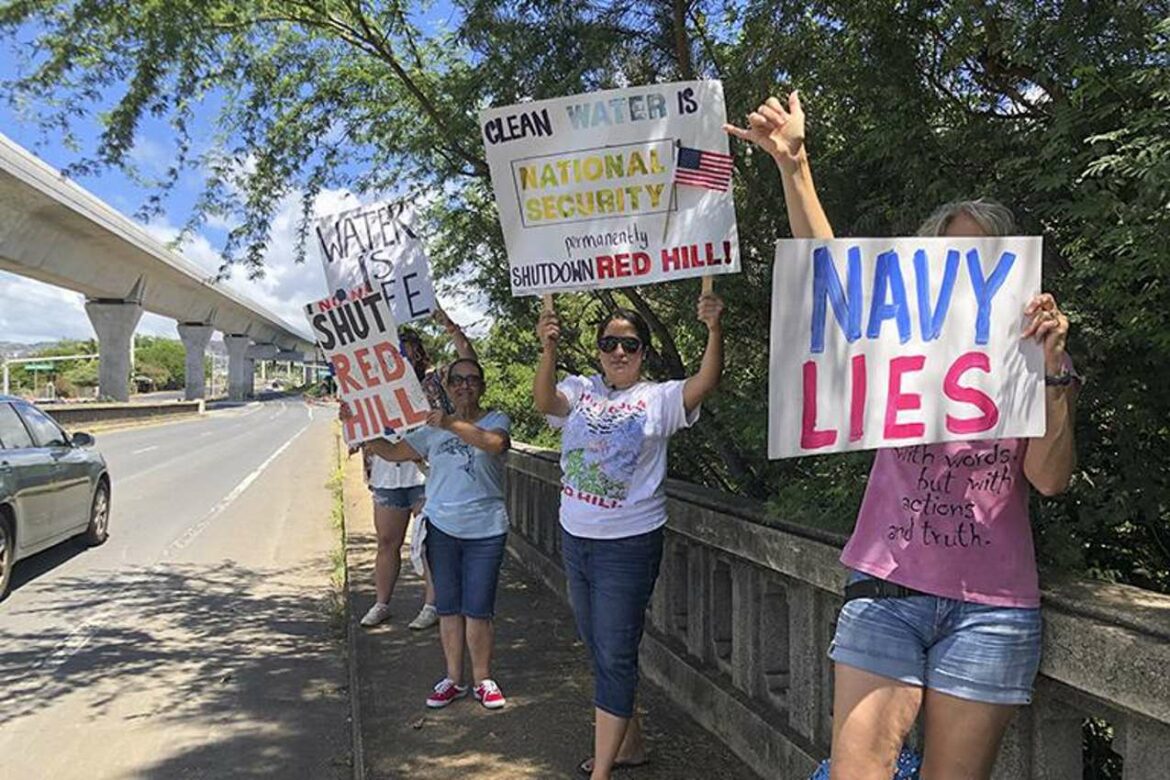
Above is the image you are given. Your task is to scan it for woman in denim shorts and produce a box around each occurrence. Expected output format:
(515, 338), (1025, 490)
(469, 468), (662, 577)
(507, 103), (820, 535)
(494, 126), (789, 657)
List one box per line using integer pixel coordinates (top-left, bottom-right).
(356, 307), (477, 631)
(363, 358), (512, 711)
(534, 299), (725, 780)
(726, 93), (1079, 778)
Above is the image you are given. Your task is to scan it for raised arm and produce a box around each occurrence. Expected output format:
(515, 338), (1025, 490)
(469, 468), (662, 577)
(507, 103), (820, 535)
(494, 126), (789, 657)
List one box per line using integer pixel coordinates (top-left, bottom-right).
(427, 410), (511, 455)
(363, 436), (423, 462)
(1021, 294), (1078, 496)
(724, 91), (834, 240)
(682, 293), (725, 414)
(534, 309), (572, 417)
(340, 401), (423, 461)
(434, 306), (477, 361)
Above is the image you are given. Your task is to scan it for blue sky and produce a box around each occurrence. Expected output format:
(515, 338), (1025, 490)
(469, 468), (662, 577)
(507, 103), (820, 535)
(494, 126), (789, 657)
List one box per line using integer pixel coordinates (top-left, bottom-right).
(0, 3), (481, 346)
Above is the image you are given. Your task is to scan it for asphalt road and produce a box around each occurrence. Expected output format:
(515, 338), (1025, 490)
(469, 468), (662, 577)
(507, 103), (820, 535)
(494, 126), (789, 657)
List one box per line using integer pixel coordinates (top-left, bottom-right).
(0, 397), (350, 779)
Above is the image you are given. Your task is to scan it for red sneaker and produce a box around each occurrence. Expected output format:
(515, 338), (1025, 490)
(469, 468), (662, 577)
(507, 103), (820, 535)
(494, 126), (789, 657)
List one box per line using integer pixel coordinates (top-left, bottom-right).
(426, 678), (468, 708)
(473, 678), (506, 709)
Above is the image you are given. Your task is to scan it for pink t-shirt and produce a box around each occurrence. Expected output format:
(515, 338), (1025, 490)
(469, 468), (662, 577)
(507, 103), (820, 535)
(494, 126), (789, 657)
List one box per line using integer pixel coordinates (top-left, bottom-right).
(840, 438), (1039, 608)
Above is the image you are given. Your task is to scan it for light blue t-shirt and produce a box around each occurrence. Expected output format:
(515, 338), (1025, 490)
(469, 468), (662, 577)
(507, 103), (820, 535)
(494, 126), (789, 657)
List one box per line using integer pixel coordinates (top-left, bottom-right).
(404, 410), (511, 539)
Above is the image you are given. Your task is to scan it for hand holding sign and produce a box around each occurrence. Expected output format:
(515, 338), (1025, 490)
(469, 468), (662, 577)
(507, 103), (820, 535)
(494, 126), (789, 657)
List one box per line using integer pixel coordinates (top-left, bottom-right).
(537, 309), (562, 349)
(723, 91), (806, 173)
(697, 291), (724, 330)
(1022, 293), (1069, 373)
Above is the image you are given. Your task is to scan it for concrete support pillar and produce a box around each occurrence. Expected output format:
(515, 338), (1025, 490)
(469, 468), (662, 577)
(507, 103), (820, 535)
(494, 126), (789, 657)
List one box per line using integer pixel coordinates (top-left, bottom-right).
(85, 300), (143, 402)
(177, 323), (214, 401)
(223, 335), (252, 401)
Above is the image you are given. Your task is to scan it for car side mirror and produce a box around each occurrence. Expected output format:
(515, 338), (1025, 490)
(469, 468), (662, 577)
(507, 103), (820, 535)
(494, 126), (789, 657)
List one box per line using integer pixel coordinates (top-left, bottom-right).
(71, 432), (95, 448)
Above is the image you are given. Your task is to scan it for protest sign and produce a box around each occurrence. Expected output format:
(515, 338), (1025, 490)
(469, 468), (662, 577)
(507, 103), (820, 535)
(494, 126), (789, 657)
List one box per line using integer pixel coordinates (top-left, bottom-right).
(769, 237), (1045, 459)
(480, 80), (739, 296)
(305, 292), (430, 447)
(314, 199), (436, 323)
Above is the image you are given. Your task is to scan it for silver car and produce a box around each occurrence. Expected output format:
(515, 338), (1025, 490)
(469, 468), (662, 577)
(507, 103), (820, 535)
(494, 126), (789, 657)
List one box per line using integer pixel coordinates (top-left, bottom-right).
(0, 395), (110, 600)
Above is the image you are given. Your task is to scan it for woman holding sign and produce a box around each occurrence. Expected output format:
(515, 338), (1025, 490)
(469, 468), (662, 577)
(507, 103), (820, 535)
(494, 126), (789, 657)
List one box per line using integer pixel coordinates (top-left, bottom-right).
(361, 357), (512, 710)
(358, 308), (477, 631)
(535, 298), (724, 780)
(726, 94), (1078, 779)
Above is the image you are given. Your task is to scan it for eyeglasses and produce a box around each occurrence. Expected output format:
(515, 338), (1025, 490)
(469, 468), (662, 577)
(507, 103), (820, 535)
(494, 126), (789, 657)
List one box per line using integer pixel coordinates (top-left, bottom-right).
(448, 374), (484, 387)
(598, 336), (643, 354)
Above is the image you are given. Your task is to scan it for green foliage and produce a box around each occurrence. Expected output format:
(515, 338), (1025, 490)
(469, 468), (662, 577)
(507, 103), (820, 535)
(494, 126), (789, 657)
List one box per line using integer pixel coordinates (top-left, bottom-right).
(3, 1), (1167, 593)
(133, 335), (186, 390)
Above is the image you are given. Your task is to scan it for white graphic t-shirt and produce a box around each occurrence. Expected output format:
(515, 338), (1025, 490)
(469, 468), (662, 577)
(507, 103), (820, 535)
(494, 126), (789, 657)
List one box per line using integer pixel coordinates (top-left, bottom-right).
(548, 375), (699, 539)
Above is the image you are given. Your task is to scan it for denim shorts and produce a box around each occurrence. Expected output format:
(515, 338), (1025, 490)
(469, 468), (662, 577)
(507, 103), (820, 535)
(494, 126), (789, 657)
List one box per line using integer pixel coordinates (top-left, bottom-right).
(424, 522), (507, 619)
(371, 485), (424, 510)
(829, 571), (1042, 705)
(561, 527), (664, 719)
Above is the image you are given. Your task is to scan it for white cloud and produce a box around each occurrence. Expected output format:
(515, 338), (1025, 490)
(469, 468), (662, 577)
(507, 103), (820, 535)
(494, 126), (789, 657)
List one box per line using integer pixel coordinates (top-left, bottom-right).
(0, 187), (491, 347)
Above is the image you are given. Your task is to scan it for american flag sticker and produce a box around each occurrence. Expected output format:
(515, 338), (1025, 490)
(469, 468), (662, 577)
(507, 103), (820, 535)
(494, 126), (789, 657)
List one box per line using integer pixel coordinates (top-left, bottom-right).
(674, 146), (734, 192)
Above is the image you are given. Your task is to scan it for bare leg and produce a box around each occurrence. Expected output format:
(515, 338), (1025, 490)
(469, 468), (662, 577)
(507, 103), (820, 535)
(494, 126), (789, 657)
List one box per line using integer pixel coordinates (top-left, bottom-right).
(439, 615), (466, 683)
(372, 505), (410, 604)
(921, 689), (1017, 780)
(830, 663), (922, 780)
(592, 708), (630, 780)
(581, 709), (646, 776)
(465, 617), (494, 683)
(423, 557), (436, 606)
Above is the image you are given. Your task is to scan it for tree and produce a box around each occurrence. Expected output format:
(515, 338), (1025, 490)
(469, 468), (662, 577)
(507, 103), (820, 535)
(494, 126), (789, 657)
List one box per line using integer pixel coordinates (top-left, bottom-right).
(3, 1), (1168, 594)
(134, 336), (186, 389)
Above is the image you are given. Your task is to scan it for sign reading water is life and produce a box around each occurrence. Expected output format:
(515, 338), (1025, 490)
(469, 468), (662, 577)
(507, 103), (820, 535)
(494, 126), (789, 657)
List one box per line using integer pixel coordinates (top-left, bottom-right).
(768, 237), (1045, 459)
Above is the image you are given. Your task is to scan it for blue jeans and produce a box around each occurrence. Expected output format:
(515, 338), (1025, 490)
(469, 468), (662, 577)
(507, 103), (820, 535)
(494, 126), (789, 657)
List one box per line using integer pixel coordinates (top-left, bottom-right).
(424, 522), (507, 619)
(829, 570), (1042, 705)
(561, 527), (664, 718)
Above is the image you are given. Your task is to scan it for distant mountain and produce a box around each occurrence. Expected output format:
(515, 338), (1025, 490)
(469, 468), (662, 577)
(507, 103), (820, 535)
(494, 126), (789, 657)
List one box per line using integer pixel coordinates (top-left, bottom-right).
(0, 341), (56, 359)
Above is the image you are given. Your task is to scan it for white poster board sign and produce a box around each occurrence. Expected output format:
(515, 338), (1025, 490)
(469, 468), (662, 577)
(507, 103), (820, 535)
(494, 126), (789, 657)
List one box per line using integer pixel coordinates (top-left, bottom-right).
(480, 80), (739, 295)
(314, 199), (437, 323)
(769, 237), (1045, 459)
(305, 292), (430, 446)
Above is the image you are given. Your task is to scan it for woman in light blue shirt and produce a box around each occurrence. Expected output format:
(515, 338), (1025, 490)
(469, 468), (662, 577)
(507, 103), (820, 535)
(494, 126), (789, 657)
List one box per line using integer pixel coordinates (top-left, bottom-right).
(362, 358), (512, 710)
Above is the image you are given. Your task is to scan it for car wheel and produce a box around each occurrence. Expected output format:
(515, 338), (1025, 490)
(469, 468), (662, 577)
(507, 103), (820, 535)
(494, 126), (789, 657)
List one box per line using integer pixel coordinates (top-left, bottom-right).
(0, 514), (13, 602)
(84, 481), (110, 546)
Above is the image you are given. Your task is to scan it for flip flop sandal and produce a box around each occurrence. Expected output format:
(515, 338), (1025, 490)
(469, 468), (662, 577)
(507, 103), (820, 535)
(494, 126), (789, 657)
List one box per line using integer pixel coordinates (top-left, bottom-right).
(578, 756), (650, 776)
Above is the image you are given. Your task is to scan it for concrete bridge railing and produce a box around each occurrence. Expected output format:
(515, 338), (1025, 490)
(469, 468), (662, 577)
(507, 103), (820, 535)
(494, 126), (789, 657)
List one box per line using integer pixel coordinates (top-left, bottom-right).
(503, 444), (1170, 779)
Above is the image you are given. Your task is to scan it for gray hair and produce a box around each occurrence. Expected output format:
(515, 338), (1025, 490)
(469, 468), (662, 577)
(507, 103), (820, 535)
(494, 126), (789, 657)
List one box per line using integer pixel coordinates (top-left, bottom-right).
(916, 198), (1016, 237)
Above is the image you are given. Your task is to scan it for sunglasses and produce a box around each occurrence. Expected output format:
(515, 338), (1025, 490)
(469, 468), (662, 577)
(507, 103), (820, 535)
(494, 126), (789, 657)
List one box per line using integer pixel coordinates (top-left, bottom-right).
(448, 374), (484, 387)
(598, 336), (643, 354)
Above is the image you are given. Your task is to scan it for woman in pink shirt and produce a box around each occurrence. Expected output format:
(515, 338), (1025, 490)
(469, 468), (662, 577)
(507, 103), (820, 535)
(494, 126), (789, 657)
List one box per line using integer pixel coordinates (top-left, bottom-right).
(726, 94), (1078, 779)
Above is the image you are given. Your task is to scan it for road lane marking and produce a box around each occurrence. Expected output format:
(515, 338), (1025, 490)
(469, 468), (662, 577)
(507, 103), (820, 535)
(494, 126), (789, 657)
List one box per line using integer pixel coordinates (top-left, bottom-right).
(131, 446), (159, 455)
(15, 420), (314, 697)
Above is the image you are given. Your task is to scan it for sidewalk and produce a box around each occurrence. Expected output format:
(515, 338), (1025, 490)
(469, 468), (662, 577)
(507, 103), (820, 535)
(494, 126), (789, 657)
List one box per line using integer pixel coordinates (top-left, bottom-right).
(342, 458), (759, 780)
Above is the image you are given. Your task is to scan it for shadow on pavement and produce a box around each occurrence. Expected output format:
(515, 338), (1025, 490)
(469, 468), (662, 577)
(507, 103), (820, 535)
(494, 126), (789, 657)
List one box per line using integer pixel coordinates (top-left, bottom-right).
(0, 559), (350, 778)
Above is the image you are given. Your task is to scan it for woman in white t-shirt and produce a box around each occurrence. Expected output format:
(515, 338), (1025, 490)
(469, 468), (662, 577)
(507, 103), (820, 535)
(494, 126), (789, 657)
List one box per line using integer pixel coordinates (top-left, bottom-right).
(534, 298), (724, 780)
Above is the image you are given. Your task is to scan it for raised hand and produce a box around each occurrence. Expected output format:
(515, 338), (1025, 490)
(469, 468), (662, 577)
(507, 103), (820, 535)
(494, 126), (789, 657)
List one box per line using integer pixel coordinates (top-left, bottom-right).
(426, 408), (451, 429)
(723, 91), (805, 173)
(432, 306), (456, 333)
(697, 293), (724, 330)
(537, 310), (561, 350)
(1021, 293), (1070, 374)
